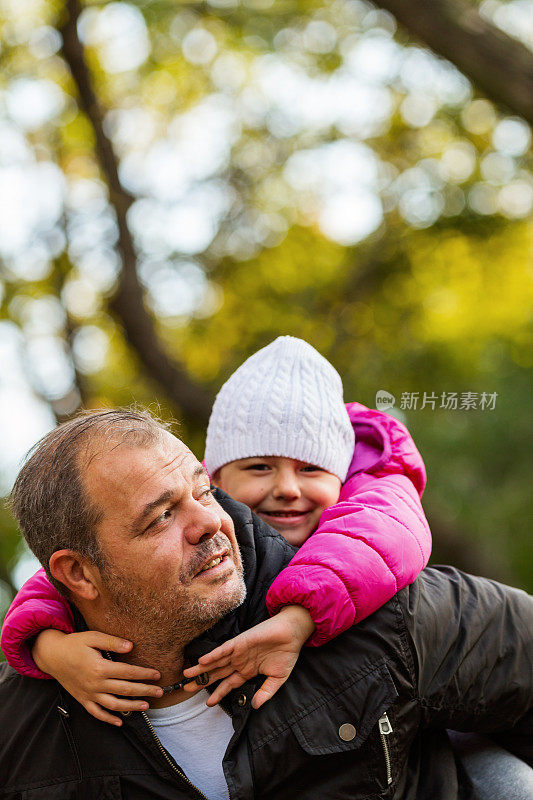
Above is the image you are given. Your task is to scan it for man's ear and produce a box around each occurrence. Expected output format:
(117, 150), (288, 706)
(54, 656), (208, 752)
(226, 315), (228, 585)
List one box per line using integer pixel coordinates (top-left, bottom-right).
(49, 550), (101, 601)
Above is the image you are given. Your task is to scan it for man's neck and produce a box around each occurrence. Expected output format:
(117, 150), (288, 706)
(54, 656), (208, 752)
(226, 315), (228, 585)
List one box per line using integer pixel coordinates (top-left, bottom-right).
(77, 604), (207, 708)
(123, 643), (185, 685)
(121, 642), (207, 709)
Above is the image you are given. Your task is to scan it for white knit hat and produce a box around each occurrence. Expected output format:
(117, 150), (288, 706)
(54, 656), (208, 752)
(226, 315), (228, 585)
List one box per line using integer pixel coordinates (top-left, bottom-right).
(204, 336), (355, 481)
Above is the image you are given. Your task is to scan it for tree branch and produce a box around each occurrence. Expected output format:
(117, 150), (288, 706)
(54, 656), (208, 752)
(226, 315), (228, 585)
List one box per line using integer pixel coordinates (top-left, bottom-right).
(374, 0), (533, 126)
(59, 0), (213, 424)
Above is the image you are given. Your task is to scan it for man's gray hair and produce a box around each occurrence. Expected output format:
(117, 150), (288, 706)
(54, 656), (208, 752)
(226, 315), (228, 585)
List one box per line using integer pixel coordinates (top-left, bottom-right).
(9, 408), (172, 594)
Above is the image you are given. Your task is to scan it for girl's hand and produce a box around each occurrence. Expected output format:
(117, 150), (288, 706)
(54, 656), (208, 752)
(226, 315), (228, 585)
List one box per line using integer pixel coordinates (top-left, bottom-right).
(32, 629), (163, 726)
(182, 605), (315, 709)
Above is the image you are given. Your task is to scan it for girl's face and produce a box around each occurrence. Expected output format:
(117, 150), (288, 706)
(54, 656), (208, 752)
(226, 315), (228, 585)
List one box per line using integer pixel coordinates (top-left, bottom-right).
(214, 456), (341, 546)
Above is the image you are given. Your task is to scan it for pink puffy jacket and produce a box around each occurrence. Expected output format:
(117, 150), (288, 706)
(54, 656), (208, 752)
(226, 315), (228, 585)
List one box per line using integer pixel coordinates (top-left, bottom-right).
(266, 402), (430, 644)
(1, 403), (431, 675)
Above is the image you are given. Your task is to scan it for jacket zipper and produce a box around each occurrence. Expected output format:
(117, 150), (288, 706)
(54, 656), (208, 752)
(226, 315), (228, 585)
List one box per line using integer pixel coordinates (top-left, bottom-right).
(378, 712), (393, 785)
(107, 654), (234, 799)
(56, 705), (82, 781)
(142, 710), (228, 800)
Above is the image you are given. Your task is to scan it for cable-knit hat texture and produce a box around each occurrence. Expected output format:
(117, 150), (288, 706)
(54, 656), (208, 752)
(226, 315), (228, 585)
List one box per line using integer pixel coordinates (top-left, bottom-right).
(204, 336), (355, 481)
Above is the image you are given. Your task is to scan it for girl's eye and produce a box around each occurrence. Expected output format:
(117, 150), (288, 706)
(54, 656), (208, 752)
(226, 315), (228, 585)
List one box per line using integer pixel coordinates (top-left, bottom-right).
(300, 465), (322, 473)
(244, 463), (270, 472)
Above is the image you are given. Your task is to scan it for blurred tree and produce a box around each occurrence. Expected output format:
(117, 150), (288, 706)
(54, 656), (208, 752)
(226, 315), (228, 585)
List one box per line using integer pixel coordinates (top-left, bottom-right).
(60, 0), (214, 423)
(54, 0), (533, 422)
(376, 0), (533, 124)
(0, 0), (531, 651)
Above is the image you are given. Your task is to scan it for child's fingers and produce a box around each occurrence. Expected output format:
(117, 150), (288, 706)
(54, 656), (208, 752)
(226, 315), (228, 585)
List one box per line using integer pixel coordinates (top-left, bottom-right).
(98, 660), (161, 683)
(104, 680), (163, 699)
(81, 632), (133, 654)
(183, 657), (231, 678)
(205, 672), (247, 706)
(182, 665), (235, 692)
(94, 693), (150, 714)
(84, 700), (123, 727)
(251, 676), (286, 710)
(196, 641), (235, 665)
(180, 682), (203, 695)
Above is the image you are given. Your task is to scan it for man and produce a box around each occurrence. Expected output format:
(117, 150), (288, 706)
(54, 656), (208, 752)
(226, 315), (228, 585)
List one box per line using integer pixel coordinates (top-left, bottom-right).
(1, 408), (532, 800)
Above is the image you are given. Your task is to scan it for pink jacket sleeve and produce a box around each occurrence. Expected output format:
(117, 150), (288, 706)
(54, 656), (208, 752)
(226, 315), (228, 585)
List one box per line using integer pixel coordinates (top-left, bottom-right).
(1, 567), (75, 679)
(266, 402), (432, 646)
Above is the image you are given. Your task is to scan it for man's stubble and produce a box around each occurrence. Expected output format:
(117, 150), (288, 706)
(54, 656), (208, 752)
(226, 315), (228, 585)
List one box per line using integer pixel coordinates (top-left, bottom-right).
(100, 533), (246, 657)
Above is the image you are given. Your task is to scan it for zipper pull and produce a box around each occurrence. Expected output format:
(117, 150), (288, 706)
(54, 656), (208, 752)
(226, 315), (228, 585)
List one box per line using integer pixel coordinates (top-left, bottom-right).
(379, 713), (393, 735)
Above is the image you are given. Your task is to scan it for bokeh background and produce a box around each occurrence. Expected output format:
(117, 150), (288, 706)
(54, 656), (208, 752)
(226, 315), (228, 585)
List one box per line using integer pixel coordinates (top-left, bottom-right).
(1, 0), (532, 655)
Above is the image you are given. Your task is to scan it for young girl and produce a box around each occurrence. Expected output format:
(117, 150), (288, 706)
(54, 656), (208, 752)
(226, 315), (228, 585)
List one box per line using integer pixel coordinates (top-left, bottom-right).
(1, 336), (431, 722)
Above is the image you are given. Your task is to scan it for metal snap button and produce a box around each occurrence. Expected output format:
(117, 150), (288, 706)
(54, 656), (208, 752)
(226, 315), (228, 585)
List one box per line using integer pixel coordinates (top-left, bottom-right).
(338, 723), (356, 741)
(237, 694), (247, 707)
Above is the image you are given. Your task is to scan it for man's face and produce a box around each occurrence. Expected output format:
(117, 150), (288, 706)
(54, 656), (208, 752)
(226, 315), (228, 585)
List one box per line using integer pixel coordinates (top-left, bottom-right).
(83, 431), (245, 646)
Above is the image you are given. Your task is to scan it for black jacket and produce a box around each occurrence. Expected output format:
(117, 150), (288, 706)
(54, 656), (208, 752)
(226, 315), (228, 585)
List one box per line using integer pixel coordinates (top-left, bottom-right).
(1, 491), (532, 800)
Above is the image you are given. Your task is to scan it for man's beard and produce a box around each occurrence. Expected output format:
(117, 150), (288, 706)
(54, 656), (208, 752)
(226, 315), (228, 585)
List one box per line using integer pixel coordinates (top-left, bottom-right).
(100, 533), (246, 653)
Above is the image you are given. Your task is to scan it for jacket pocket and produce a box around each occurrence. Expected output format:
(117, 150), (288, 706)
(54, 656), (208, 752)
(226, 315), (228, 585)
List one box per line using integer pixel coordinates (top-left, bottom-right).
(290, 659), (397, 757)
(250, 658), (399, 799)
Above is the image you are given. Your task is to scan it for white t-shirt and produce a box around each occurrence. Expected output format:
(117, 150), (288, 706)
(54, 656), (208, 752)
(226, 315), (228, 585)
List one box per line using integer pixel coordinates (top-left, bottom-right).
(146, 690), (234, 800)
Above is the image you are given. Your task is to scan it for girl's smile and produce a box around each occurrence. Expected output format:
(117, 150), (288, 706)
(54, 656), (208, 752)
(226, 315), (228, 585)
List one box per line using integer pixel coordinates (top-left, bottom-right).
(214, 456), (342, 546)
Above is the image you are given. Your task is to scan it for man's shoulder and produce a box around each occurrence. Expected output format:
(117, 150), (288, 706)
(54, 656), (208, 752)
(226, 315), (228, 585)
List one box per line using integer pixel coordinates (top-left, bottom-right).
(0, 662), (63, 778)
(0, 660), (58, 708)
(0, 660), (30, 690)
(328, 564), (532, 656)
(0, 661), (17, 682)
(283, 566), (532, 709)
(393, 565), (533, 667)
(0, 663), (92, 792)
(401, 564), (532, 613)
